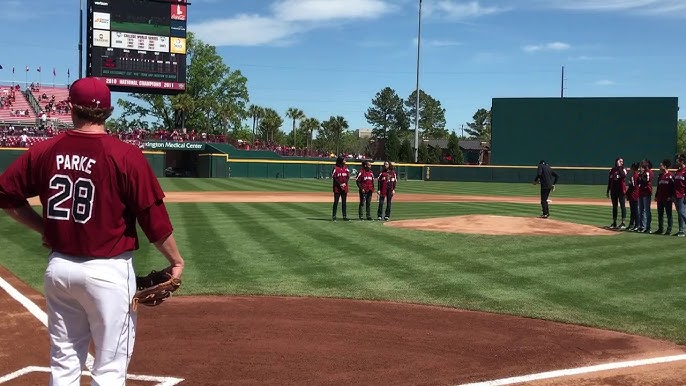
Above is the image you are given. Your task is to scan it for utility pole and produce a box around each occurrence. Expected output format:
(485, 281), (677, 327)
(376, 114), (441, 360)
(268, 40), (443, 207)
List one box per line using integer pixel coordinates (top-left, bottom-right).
(560, 66), (565, 98)
(413, 0), (423, 163)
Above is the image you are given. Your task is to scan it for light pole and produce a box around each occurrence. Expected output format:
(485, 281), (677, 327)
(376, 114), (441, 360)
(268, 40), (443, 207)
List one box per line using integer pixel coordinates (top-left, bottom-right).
(413, 0), (423, 163)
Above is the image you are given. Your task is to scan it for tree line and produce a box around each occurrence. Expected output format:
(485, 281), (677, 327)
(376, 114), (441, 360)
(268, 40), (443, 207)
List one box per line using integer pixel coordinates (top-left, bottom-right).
(106, 33), (492, 163)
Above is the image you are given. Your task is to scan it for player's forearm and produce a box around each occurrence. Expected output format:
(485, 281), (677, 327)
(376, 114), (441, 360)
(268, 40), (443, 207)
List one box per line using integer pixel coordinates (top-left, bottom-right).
(153, 233), (185, 269)
(3, 204), (43, 235)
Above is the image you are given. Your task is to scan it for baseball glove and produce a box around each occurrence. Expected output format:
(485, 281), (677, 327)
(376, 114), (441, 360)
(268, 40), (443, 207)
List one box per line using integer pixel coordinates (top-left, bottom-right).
(131, 268), (182, 311)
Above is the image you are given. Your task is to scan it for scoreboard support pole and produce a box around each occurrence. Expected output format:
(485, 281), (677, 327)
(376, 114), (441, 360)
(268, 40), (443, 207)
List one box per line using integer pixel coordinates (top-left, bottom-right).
(79, 0), (84, 80)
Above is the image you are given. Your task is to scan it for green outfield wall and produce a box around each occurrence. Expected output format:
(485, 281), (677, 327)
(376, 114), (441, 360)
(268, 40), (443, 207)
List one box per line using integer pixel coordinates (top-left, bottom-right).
(491, 97), (679, 167)
(0, 147), (656, 186)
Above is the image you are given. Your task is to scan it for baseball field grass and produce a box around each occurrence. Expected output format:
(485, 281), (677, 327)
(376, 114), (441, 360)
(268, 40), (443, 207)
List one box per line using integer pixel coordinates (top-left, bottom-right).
(1, 179), (685, 344)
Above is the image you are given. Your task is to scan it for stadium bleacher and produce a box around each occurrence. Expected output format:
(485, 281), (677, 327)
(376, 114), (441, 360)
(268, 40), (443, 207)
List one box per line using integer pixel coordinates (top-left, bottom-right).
(30, 85), (73, 126)
(0, 85), (36, 124)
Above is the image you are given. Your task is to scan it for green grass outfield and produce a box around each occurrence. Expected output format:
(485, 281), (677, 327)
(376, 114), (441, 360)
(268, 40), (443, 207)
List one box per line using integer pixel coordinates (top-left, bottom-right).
(1, 180), (685, 344)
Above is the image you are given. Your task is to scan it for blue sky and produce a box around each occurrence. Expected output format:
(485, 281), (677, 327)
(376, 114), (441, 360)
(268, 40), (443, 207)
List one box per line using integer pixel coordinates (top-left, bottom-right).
(1, 0), (685, 133)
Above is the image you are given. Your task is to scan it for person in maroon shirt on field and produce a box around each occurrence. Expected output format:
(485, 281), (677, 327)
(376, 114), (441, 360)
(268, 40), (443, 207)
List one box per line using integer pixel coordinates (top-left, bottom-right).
(0, 77), (185, 385)
(653, 158), (674, 234)
(626, 162), (641, 231)
(672, 154), (686, 237)
(637, 159), (654, 233)
(377, 161), (397, 221)
(356, 160), (375, 221)
(331, 156), (350, 221)
(606, 157), (627, 229)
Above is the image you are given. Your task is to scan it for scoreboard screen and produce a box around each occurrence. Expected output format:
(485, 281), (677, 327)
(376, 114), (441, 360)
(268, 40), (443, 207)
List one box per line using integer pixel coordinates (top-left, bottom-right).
(86, 0), (188, 94)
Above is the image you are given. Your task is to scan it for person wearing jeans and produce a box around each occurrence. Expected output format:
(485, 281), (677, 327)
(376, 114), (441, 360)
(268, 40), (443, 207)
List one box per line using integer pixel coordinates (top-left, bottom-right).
(356, 160), (375, 220)
(377, 161), (397, 221)
(672, 155), (686, 236)
(626, 163), (641, 231)
(654, 159), (674, 235)
(637, 159), (654, 232)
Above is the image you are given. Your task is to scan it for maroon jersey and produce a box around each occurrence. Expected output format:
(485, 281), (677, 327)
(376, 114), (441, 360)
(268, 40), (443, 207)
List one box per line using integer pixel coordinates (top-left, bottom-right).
(607, 166), (627, 194)
(377, 170), (397, 197)
(627, 172), (640, 202)
(332, 165), (349, 194)
(356, 169), (374, 192)
(655, 171), (674, 203)
(674, 167), (686, 199)
(0, 131), (171, 258)
(638, 169), (653, 197)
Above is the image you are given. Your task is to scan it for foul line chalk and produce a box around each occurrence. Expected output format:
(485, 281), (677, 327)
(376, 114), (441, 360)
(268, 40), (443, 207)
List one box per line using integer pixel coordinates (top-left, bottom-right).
(0, 366), (183, 386)
(0, 274), (183, 385)
(457, 354), (686, 386)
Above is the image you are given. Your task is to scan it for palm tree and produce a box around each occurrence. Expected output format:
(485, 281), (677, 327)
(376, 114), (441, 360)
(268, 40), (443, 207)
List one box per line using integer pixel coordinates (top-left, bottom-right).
(299, 117), (320, 155)
(248, 105), (264, 145)
(286, 107), (305, 149)
(259, 108), (283, 143)
(331, 116), (349, 155)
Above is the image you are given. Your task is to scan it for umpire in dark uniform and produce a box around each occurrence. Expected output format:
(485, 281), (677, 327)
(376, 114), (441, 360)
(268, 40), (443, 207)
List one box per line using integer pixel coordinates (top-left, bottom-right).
(533, 160), (559, 218)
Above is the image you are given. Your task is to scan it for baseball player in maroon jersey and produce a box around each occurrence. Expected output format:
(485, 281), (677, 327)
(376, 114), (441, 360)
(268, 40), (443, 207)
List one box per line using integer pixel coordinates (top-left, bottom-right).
(0, 77), (185, 386)
(654, 159), (675, 235)
(331, 156), (350, 221)
(356, 160), (375, 221)
(637, 159), (654, 232)
(626, 162), (641, 231)
(672, 155), (686, 236)
(377, 161), (397, 221)
(606, 157), (627, 229)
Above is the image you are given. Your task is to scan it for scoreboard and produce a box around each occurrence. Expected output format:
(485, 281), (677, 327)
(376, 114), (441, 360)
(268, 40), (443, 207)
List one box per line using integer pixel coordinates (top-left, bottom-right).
(86, 0), (189, 94)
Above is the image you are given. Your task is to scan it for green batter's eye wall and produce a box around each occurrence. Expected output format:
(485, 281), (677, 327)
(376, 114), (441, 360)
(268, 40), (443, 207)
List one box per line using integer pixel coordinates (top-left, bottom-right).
(491, 97), (679, 168)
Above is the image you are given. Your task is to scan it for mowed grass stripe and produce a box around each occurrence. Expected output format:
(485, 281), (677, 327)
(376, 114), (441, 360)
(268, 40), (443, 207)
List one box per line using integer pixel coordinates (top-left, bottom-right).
(258, 202), (444, 300)
(157, 178), (608, 198)
(172, 203), (249, 293)
(230, 203), (362, 294)
(208, 204), (305, 294)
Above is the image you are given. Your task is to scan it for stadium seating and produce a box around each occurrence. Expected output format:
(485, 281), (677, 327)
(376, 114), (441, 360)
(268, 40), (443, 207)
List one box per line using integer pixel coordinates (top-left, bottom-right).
(0, 86), (36, 123)
(31, 86), (73, 126)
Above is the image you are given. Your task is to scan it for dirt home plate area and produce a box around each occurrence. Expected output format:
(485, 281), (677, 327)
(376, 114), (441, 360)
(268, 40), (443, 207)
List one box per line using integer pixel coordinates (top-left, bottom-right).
(4, 191), (686, 385)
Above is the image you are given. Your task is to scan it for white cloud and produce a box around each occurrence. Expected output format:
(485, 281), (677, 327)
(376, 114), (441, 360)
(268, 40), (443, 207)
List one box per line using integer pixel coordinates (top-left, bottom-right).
(595, 79), (616, 86)
(569, 55), (612, 61)
(411, 38), (463, 47)
(425, 1), (508, 19)
(190, 0), (395, 47)
(189, 14), (300, 47)
(535, 0), (686, 17)
(523, 41), (571, 52)
(272, 0), (393, 22)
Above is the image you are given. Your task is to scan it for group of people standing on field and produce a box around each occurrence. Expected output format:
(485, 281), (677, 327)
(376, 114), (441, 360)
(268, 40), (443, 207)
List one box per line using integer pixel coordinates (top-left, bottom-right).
(331, 156), (397, 222)
(607, 155), (686, 236)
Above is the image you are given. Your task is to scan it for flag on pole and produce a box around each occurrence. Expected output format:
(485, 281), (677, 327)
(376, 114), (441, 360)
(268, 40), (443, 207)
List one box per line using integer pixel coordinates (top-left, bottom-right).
(26, 66), (29, 72)
(53, 68), (56, 77)
(12, 67), (15, 74)
(67, 68), (70, 77)
(0, 65), (3, 70)
(37, 67), (41, 73)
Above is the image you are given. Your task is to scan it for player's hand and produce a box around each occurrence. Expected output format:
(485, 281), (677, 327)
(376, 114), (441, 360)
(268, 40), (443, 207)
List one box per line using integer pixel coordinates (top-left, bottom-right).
(606, 192), (610, 199)
(169, 264), (184, 280)
(552, 185), (556, 192)
(392, 189), (395, 195)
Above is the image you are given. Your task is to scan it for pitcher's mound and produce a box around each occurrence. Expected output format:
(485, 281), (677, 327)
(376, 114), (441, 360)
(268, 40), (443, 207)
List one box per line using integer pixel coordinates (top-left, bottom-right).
(385, 215), (618, 236)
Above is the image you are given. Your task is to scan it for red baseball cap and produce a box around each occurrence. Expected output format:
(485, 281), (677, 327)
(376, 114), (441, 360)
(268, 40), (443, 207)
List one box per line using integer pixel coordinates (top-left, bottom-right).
(69, 77), (111, 109)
